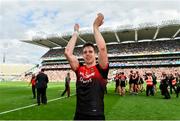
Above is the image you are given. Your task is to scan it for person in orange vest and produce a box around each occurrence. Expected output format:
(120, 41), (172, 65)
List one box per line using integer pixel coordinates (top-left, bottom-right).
(145, 72), (154, 96)
(29, 74), (36, 99)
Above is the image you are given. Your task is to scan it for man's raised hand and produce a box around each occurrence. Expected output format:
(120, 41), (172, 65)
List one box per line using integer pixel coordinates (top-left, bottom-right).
(93, 13), (104, 28)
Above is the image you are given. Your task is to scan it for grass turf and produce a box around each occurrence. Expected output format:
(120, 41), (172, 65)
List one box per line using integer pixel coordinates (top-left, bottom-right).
(0, 81), (180, 120)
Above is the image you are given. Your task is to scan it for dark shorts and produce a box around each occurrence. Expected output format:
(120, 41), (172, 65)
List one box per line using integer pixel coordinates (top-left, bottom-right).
(116, 80), (119, 87)
(74, 113), (105, 120)
(133, 80), (138, 85)
(129, 80), (133, 84)
(120, 81), (126, 87)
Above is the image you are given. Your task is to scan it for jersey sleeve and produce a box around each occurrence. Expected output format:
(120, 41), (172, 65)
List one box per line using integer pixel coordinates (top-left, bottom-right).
(96, 63), (109, 79)
(75, 63), (83, 73)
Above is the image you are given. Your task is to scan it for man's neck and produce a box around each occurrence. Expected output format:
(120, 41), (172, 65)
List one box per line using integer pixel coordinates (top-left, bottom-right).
(85, 62), (96, 68)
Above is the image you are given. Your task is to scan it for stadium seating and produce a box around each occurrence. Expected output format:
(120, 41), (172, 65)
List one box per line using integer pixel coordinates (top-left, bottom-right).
(35, 39), (180, 81)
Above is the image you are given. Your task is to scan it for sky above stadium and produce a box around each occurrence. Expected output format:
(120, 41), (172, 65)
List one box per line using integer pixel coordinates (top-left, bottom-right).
(0, 0), (180, 64)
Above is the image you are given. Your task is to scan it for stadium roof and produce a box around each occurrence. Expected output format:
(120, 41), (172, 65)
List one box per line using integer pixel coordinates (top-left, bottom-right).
(22, 20), (180, 48)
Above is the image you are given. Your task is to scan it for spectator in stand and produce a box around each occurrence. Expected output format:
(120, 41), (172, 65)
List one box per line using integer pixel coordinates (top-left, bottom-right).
(64, 13), (109, 120)
(61, 72), (71, 97)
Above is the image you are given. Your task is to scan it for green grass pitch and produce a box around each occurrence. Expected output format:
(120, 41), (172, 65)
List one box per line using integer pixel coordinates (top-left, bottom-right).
(0, 81), (180, 120)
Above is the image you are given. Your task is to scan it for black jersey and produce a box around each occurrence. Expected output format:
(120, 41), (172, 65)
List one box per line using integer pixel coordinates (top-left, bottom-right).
(75, 63), (109, 116)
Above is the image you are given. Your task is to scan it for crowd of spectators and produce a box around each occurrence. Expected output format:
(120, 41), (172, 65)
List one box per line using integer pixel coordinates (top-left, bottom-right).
(21, 67), (179, 82)
(42, 64), (70, 69)
(107, 39), (180, 56)
(41, 59), (180, 70)
(21, 39), (180, 82)
(109, 59), (180, 67)
(42, 39), (180, 59)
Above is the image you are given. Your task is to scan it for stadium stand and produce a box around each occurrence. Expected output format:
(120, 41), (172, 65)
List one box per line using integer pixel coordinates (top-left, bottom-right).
(0, 64), (36, 81)
(22, 21), (180, 82)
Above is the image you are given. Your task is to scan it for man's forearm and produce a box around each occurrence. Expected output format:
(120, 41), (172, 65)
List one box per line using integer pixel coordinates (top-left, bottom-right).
(93, 27), (106, 51)
(65, 33), (78, 55)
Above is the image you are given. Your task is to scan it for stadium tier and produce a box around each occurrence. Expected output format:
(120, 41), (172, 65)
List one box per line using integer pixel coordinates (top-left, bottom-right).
(22, 21), (180, 81)
(0, 64), (36, 81)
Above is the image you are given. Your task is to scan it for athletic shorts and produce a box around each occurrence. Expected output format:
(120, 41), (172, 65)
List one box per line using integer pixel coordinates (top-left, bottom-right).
(74, 112), (105, 120)
(120, 81), (126, 87)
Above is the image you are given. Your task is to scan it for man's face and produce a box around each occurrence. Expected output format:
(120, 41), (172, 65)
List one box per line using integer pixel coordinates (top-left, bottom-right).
(83, 46), (96, 65)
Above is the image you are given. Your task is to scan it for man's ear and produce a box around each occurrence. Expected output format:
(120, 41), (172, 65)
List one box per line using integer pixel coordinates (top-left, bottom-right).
(96, 52), (99, 57)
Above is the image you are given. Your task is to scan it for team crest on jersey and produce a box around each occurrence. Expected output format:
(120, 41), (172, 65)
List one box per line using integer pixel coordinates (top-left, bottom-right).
(90, 68), (94, 73)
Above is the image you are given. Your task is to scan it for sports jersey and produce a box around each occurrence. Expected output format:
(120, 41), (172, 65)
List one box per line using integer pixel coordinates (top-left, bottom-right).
(31, 78), (36, 86)
(75, 63), (109, 116)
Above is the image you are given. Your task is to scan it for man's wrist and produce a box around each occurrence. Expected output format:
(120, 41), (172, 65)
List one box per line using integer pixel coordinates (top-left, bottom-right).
(93, 27), (99, 32)
(73, 31), (79, 35)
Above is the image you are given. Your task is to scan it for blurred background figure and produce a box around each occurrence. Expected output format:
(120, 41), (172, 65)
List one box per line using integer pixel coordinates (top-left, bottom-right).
(61, 72), (71, 97)
(29, 74), (36, 99)
(35, 68), (49, 105)
(160, 72), (170, 99)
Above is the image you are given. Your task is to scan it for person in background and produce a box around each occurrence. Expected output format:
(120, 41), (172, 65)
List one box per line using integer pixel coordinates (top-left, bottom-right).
(114, 73), (120, 93)
(129, 70), (134, 94)
(152, 72), (157, 94)
(61, 72), (71, 97)
(35, 68), (49, 105)
(168, 73), (176, 94)
(29, 74), (36, 99)
(119, 72), (127, 96)
(145, 72), (154, 96)
(160, 72), (170, 99)
(175, 71), (180, 98)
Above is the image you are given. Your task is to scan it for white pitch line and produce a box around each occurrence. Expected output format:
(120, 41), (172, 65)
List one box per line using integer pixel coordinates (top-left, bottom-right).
(0, 94), (75, 115)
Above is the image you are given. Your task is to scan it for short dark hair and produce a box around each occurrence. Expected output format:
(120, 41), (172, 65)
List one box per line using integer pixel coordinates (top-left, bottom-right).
(41, 68), (45, 72)
(82, 42), (95, 50)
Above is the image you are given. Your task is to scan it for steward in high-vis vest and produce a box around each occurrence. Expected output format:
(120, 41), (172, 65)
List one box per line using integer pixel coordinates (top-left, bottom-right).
(145, 73), (154, 96)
